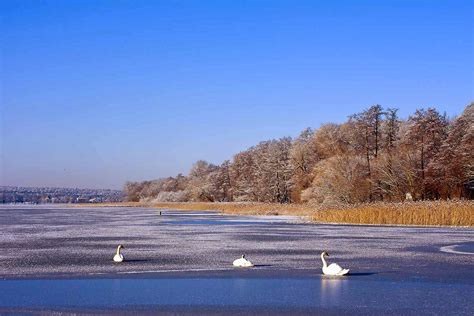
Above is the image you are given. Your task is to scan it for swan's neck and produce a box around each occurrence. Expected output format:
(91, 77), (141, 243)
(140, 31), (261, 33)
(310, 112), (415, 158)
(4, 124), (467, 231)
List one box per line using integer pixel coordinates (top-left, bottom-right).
(321, 254), (327, 268)
(116, 247), (121, 255)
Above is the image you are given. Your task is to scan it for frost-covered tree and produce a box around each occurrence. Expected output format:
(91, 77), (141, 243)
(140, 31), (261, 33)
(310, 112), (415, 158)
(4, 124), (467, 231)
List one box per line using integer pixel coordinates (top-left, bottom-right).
(349, 105), (384, 173)
(290, 128), (319, 201)
(301, 155), (371, 204)
(383, 108), (400, 153)
(187, 160), (218, 201)
(124, 181), (142, 202)
(230, 148), (259, 201)
(262, 137), (293, 203)
(204, 160), (233, 202)
(426, 103), (474, 198)
(230, 138), (293, 203)
(313, 123), (353, 158)
(403, 108), (449, 199)
(371, 108), (401, 200)
(124, 103), (472, 204)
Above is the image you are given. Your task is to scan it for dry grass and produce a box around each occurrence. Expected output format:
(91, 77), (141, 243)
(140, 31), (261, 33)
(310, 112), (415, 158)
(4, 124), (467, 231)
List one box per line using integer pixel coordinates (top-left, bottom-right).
(75, 200), (474, 227)
(312, 201), (474, 227)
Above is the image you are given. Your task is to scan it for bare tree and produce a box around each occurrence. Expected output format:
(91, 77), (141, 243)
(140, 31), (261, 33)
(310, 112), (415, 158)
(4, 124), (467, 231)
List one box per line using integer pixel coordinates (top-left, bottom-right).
(301, 155), (371, 204)
(404, 108), (448, 199)
(230, 149), (259, 201)
(187, 160), (218, 201)
(349, 105), (384, 175)
(290, 128), (319, 202)
(427, 103), (474, 198)
(124, 104), (472, 204)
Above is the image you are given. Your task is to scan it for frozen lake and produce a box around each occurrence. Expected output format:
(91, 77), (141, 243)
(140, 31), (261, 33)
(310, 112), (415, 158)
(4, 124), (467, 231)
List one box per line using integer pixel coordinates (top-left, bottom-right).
(0, 205), (473, 314)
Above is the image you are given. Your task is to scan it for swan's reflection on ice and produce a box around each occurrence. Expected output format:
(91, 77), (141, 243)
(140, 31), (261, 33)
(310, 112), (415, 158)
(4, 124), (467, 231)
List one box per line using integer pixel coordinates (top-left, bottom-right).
(320, 277), (349, 306)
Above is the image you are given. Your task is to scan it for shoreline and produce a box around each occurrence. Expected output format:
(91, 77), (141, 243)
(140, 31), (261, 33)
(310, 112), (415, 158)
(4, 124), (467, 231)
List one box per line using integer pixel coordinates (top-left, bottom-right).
(70, 201), (474, 227)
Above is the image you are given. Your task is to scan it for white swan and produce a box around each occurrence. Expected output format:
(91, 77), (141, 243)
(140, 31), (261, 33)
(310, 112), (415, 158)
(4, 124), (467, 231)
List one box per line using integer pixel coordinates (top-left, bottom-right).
(113, 244), (124, 263)
(233, 255), (254, 267)
(321, 251), (349, 276)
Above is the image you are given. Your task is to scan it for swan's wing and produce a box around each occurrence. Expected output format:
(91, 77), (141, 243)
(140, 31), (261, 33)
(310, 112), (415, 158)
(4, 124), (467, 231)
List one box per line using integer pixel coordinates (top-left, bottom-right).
(233, 258), (254, 267)
(233, 258), (246, 266)
(339, 269), (350, 275)
(326, 263), (344, 274)
(113, 254), (123, 262)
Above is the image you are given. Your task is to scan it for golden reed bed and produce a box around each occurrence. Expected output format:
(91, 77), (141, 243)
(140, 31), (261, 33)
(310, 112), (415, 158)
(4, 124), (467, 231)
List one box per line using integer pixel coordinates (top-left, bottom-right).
(75, 200), (474, 227)
(312, 201), (473, 227)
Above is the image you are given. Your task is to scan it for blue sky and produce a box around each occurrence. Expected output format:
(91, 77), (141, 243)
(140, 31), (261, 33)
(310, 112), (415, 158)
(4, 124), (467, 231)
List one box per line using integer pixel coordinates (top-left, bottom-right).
(1, 0), (473, 189)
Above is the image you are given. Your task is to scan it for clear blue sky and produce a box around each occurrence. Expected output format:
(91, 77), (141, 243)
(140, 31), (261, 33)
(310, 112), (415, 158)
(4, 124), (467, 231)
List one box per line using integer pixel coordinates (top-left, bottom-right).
(1, 0), (473, 189)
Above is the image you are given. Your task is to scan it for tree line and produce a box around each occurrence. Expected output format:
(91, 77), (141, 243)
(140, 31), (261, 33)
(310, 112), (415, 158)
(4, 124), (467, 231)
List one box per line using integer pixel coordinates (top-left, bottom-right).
(125, 103), (473, 204)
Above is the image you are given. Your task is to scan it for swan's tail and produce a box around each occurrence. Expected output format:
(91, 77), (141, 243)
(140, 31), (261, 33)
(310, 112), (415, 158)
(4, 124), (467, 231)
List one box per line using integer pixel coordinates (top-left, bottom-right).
(339, 269), (350, 275)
